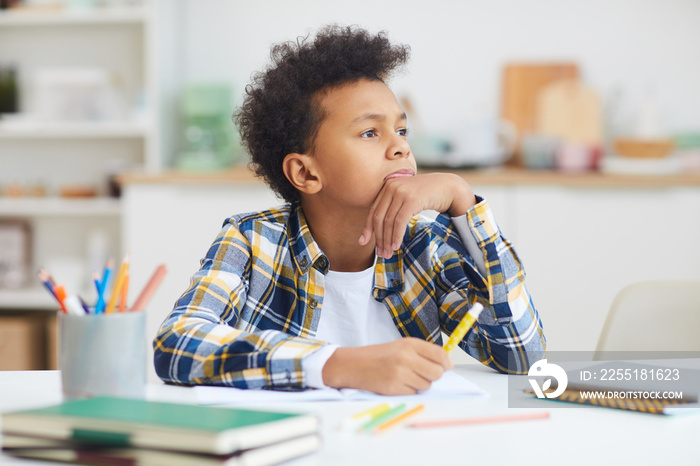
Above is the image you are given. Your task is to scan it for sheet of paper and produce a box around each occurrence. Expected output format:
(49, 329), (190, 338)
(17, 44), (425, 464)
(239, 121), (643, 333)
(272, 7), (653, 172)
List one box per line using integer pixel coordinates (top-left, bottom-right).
(194, 370), (488, 405)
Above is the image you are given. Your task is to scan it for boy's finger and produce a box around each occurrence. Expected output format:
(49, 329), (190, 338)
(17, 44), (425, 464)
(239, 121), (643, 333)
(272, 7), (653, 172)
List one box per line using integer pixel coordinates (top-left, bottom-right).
(371, 194), (393, 256)
(391, 205), (415, 251)
(382, 198), (403, 256)
(360, 190), (383, 245)
(359, 225), (372, 245)
(411, 354), (447, 383)
(417, 341), (453, 369)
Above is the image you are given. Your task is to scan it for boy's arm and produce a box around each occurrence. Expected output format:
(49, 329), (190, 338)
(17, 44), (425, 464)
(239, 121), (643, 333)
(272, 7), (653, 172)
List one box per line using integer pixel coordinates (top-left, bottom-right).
(152, 223), (330, 389)
(360, 172), (544, 373)
(440, 198), (546, 374)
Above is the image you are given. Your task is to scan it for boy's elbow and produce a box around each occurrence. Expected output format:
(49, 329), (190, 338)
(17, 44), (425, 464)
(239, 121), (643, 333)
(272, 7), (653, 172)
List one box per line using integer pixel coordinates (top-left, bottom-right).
(484, 336), (546, 375)
(500, 341), (547, 375)
(152, 333), (174, 383)
(152, 327), (193, 385)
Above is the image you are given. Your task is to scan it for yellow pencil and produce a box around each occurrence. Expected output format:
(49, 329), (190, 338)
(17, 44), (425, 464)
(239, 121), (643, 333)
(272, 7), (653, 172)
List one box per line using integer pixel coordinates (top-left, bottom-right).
(118, 271), (129, 313)
(443, 303), (484, 354)
(339, 403), (393, 431)
(352, 403), (392, 419)
(373, 404), (425, 434)
(105, 254), (130, 314)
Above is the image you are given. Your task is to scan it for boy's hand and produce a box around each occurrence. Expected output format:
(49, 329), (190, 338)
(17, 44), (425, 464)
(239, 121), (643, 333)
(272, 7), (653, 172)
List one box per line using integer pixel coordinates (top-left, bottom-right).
(359, 173), (477, 259)
(321, 338), (454, 395)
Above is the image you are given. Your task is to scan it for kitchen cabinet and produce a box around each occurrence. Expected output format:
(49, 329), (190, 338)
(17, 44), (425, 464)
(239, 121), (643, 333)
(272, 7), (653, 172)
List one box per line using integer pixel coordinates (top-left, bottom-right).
(0, 2), (157, 370)
(120, 168), (700, 380)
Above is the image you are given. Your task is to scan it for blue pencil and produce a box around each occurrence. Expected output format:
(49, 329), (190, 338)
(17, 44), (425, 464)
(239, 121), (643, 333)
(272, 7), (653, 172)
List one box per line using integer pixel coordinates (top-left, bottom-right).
(95, 258), (113, 314)
(37, 268), (58, 300)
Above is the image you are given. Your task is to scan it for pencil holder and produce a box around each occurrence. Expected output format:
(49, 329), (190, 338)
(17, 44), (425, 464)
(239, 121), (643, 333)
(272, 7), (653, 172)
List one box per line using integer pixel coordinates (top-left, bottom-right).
(58, 311), (146, 400)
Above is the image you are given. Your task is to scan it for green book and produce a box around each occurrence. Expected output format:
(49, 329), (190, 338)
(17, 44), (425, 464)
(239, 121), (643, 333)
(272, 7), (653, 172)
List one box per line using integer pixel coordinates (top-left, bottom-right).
(1, 397), (319, 456)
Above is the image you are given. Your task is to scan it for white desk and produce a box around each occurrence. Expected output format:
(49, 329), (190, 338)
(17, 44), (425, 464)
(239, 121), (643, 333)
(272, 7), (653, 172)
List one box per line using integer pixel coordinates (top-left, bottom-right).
(1, 366), (697, 466)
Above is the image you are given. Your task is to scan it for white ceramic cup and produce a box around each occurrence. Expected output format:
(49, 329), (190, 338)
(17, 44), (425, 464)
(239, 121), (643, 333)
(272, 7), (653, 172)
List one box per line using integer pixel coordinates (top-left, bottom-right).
(446, 118), (517, 167)
(59, 311), (147, 399)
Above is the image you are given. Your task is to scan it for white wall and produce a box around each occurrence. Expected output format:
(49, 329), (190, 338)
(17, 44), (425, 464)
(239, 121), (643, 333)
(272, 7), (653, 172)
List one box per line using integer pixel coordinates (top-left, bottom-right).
(133, 2), (700, 376)
(173, 0), (700, 140)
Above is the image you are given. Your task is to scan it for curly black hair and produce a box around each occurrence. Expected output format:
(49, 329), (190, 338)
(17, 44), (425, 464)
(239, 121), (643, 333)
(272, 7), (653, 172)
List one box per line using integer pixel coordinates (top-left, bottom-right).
(235, 25), (410, 203)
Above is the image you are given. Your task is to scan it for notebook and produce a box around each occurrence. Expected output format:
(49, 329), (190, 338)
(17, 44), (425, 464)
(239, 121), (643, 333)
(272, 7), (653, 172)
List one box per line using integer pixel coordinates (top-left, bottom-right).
(2, 433), (321, 466)
(194, 370), (489, 405)
(1, 397), (319, 455)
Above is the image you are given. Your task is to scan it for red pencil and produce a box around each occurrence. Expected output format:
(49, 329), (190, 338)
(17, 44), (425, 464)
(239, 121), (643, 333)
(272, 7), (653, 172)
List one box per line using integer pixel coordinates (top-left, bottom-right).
(407, 411), (550, 428)
(129, 264), (167, 312)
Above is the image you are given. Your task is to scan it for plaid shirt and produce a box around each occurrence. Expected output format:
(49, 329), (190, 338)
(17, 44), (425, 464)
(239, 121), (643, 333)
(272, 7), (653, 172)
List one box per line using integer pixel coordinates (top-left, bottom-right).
(153, 199), (545, 389)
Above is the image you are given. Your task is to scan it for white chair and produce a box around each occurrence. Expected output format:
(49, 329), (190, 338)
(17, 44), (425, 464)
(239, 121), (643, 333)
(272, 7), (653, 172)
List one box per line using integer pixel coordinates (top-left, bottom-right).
(595, 280), (700, 353)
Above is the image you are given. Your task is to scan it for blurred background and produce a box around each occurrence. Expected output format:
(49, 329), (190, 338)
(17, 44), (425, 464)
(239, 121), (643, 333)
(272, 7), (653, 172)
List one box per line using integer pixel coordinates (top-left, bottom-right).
(1, 0), (699, 376)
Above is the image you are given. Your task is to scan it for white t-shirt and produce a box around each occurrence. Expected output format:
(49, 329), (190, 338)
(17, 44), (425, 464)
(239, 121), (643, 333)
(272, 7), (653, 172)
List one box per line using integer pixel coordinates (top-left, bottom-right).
(303, 213), (492, 388)
(315, 265), (402, 347)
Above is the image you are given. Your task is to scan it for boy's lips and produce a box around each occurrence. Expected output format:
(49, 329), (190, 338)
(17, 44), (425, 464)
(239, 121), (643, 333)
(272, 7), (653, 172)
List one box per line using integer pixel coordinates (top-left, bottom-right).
(384, 169), (416, 181)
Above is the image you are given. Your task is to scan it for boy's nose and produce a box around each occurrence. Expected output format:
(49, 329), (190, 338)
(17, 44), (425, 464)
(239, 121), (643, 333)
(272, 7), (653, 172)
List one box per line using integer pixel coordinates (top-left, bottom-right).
(388, 135), (411, 159)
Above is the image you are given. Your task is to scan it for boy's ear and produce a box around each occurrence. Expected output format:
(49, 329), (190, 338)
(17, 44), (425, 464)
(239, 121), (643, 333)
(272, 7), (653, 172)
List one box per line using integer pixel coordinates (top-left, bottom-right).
(282, 153), (322, 195)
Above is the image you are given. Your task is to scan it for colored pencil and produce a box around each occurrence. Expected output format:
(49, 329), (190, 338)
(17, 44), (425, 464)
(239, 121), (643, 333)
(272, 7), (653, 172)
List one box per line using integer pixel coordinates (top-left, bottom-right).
(53, 284), (68, 314)
(119, 272), (129, 313)
(360, 403), (406, 433)
(37, 268), (58, 300)
(78, 296), (91, 314)
(444, 303), (484, 353)
(373, 404), (425, 433)
(105, 254), (130, 314)
(407, 411), (550, 428)
(129, 264), (167, 312)
(92, 272), (101, 295)
(339, 403), (393, 431)
(37, 268), (66, 313)
(352, 403), (392, 420)
(95, 258), (114, 314)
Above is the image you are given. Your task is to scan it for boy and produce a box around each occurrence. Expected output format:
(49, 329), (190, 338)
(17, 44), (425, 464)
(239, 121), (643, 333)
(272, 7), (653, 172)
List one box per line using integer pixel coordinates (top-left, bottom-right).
(154, 25), (545, 395)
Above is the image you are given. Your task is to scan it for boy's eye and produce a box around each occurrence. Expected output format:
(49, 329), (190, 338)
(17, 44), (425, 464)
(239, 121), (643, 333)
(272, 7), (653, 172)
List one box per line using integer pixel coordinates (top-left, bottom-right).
(361, 130), (376, 138)
(397, 128), (409, 137)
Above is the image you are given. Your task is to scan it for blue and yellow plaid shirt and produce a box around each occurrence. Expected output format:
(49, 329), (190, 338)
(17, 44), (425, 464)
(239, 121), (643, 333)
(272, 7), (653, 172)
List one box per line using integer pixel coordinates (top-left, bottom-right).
(154, 198), (545, 389)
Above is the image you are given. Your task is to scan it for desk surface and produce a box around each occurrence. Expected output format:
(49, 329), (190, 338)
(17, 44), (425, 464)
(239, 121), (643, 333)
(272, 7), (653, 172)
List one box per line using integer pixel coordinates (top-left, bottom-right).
(1, 366), (697, 465)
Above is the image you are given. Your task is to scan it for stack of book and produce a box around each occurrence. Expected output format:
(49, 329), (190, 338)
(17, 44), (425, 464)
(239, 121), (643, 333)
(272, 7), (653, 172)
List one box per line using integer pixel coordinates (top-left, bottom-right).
(1, 396), (321, 465)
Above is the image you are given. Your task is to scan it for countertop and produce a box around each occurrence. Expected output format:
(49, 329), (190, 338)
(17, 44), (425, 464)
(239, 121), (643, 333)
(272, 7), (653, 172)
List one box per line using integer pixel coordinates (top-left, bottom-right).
(117, 165), (700, 189)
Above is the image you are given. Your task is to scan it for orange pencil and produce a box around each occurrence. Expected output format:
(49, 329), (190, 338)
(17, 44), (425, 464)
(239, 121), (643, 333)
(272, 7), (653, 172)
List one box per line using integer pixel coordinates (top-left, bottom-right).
(118, 272), (129, 313)
(373, 404), (425, 434)
(53, 284), (68, 314)
(105, 254), (130, 314)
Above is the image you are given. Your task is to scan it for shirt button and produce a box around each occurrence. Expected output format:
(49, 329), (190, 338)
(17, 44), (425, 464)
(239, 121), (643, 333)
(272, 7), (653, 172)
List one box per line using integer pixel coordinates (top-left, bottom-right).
(318, 257), (328, 268)
(300, 257), (308, 267)
(392, 279), (400, 287)
(309, 299), (318, 308)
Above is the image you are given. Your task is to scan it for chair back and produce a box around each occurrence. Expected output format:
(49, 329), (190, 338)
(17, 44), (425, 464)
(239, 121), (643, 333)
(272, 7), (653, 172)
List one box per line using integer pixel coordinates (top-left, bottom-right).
(596, 280), (700, 354)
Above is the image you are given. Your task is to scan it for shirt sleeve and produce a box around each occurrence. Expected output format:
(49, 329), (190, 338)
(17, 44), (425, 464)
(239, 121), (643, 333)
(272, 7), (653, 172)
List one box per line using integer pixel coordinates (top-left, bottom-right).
(301, 344), (339, 389)
(152, 221), (331, 390)
(450, 213), (487, 279)
(439, 197), (546, 374)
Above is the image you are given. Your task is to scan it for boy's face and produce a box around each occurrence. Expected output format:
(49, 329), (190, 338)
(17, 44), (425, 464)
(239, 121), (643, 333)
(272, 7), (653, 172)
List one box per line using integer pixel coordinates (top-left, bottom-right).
(308, 78), (416, 209)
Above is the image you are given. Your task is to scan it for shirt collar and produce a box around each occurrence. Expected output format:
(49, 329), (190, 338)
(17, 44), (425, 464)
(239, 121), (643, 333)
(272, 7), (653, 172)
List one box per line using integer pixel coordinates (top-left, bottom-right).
(287, 204), (405, 291)
(288, 204), (329, 275)
(374, 251), (405, 292)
